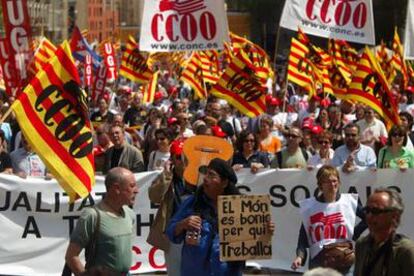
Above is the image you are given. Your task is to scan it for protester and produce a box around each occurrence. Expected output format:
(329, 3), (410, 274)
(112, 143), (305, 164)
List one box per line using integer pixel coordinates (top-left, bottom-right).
(354, 187), (414, 276)
(331, 123), (377, 173)
(147, 139), (195, 276)
(147, 128), (172, 171)
(399, 111), (414, 149)
(90, 96), (114, 124)
(93, 125), (113, 173)
(232, 130), (269, 173)
(291, 165), (366, 274)
(377, 125), (414, 169)
(307, 130), (335, 169)
(65, 167), (138, 275)
(356, 106), (388, 152)
(165, 158), (274, 276)
(0, 130), (12, 174)
(257, 115), (282, 160)
(271, 127), (310, 169)
(103, 125), (145, 174)
(10, 135), (50, 178)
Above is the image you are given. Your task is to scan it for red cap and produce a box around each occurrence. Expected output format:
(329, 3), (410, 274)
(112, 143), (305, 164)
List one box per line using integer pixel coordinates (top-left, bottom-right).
(320, 98), (330, 108)
(211, 125), (226, 138)
(269, 97), (281, 106)
(406, 86), (414, 93)
(154, 91), (164, 101)
(167, 117), (178, 126)
(311, 125), (323, 135)
(301, 117), (314, 129)
(265, 94), (273, 104)
(168, 86), (178, 95)
(170, 139), (184, 156)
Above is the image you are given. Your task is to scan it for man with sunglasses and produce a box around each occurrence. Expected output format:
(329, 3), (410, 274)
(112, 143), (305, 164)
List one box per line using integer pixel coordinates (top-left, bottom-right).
(354, 188), (414, 276)
(331, 123), (376, 173)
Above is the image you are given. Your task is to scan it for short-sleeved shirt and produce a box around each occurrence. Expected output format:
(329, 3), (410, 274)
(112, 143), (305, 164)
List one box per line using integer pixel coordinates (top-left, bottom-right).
(377, 146), (414, 168)
(70, 203), (135, 273)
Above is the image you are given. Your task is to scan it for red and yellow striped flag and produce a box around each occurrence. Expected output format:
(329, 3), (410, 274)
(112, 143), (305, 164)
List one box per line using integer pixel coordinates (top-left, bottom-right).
(180, 52), (207, 99)
(376, 41), (396, 83)
(348, 47), (399, 129)
(391, 28), (409, 89)
(211, 49), (266, 117)
(198, 50), (220, 83)
(119, 36), (153, 83)
(11, 41), (94, 202)
(31, 37), (57, 75)
(143, 71), (159, 104)
(287, 38), (317, 96)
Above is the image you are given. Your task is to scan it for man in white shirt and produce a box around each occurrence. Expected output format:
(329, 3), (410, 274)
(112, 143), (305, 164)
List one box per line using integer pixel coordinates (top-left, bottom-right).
(356, 106), (387, 150)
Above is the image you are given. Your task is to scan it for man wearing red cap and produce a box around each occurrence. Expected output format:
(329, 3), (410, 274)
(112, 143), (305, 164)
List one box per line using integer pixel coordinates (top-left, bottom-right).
(147, 139), (195, 276)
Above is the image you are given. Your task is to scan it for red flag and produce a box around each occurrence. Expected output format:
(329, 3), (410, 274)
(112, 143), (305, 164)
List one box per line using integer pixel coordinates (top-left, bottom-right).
(1, 0), (34, 89)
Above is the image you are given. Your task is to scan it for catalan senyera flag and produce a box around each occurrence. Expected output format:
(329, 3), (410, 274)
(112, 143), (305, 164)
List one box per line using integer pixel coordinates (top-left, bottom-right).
(211, 49), (267, 117)
(11, 41), (94, 202)
(180, 52), (207, 99)
(143, 71), (159, 104)
(348, 47), (399, 129)
(119, 36), (153, 83)
(376, 40), (396, 83)
(30, 37), (57, 75)
(198, 50), (220, 83)
(391, 28), (409, 89)
(287, 38), (317, 96)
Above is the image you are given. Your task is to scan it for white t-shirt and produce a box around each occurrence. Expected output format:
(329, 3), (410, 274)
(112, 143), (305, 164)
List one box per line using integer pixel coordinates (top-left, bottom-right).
(147, 150), (171, 171)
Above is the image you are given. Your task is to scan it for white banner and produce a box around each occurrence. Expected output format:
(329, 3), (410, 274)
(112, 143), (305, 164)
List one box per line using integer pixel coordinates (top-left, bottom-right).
(139, 0), (229, 52)
(1, 169), (414, 275)
(279, 0), (376, 45)
(404, 0), (414, 60)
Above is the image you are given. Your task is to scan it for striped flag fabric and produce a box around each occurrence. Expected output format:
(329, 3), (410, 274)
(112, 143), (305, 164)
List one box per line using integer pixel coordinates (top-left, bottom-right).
(180, 52), (207, 99)
(376, 41), (396, 83)
(287, 37), (317, 96)
(391, 29), (409, 89)
(119, 36), (153, 84)
(11, 41), (94, 202)
(347, 47), (399, 129)
(70, 26), (102, 70)
(31, 37), (57, 74)
(211, 49), (267, 117)
(143, 71), (159, 104)
(198, 50), (220, 83)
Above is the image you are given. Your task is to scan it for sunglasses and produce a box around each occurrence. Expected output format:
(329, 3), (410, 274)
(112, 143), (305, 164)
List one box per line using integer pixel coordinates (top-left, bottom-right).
(363, 206), (395, 215)
(156, 137), (167, 141)
(345, 133), (358, 137)
(391, 133), (404, 138)
(286, 134), (300, 138)
(244, 139), (255, 143)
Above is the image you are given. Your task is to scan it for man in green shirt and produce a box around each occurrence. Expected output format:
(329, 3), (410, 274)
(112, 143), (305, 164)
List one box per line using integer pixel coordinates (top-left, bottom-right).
(354, 188), (414, 276)
(65, 167), (138, 275)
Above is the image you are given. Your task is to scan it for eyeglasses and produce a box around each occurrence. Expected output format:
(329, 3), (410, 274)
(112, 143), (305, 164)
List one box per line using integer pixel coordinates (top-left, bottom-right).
(345, 133), (358, 137)
(319, 140), (330, 145)
(363, 206), (395, 215)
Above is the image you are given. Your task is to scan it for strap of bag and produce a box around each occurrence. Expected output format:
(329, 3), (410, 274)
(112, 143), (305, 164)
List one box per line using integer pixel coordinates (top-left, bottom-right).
(85, 206), (101, 269)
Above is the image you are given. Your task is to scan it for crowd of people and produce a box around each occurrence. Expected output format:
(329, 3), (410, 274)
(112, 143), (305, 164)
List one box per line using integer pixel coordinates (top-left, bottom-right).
(2, 68), (414, 275)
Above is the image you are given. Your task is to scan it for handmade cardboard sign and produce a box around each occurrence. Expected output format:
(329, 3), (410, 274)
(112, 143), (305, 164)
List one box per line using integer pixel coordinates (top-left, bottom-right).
(218, 194), (272, 261)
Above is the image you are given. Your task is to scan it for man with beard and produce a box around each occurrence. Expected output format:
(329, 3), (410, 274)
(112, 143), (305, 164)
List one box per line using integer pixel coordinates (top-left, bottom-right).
(331, 123), (376, 173)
